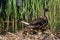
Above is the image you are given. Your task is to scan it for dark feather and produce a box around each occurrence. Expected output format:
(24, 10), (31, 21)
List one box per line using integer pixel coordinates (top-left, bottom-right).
(29, 18), (48, 29)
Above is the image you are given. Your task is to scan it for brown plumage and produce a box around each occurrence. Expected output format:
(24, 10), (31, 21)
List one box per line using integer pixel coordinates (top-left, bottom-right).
(28, 8), (49, 29)
(29, 18), (48, 29)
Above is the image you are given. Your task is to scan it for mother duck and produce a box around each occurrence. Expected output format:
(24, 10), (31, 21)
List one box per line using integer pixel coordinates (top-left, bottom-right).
(21, 1), (49, 34)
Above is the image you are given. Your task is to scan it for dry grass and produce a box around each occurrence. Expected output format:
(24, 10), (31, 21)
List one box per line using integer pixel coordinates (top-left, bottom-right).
(0, 29), (59, 40)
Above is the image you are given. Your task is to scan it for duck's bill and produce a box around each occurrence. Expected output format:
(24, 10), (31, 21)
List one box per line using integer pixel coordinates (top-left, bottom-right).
(21, 21), (29, 25)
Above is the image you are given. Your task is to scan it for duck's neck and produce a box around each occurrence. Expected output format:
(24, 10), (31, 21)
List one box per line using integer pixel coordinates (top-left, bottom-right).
(40, 1), (48, 20)
(40, 9), (47, 19)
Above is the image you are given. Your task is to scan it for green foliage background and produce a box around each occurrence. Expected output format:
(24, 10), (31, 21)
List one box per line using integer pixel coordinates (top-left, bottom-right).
(0, 0), (60, 34)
